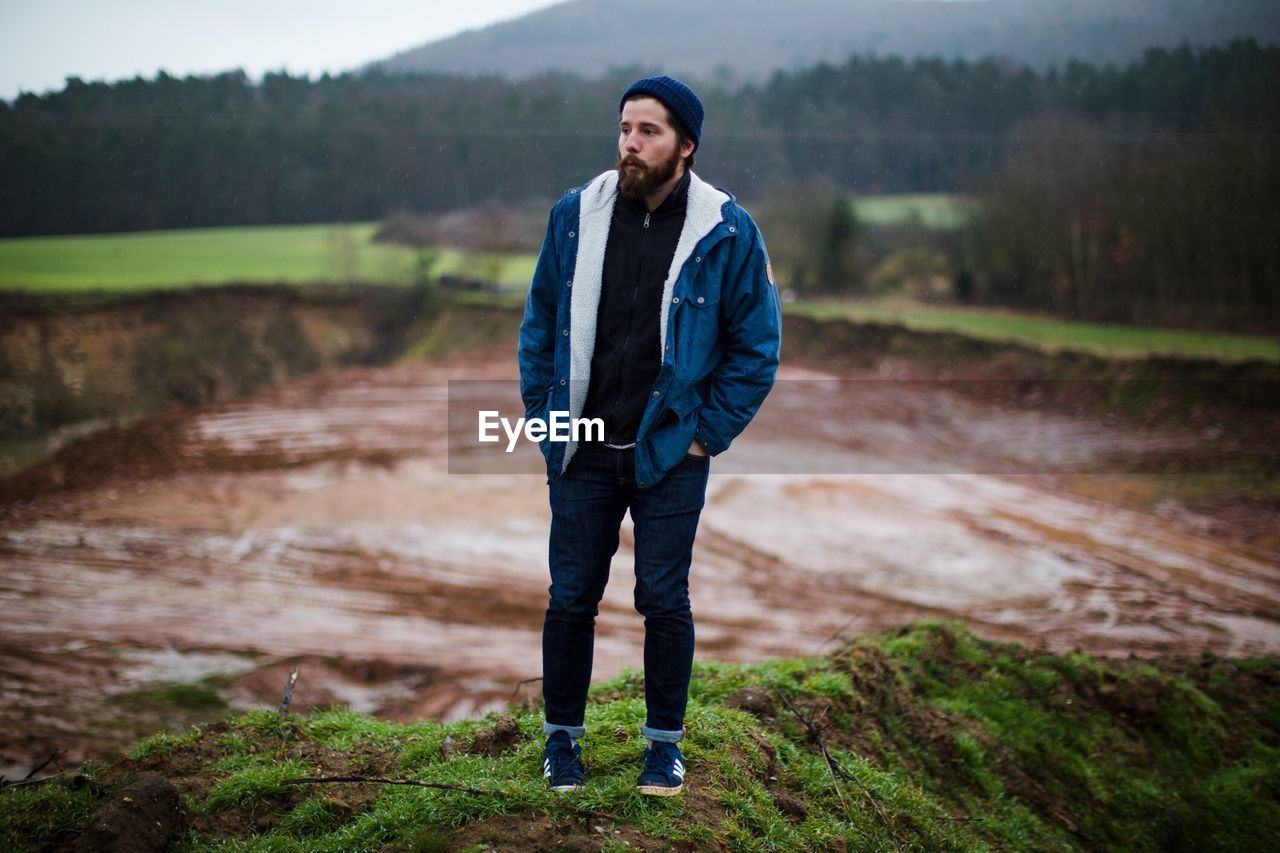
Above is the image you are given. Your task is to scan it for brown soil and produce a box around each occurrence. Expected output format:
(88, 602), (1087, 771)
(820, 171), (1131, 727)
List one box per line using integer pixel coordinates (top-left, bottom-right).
(93, 721), (400, 845)
(66, 773), (183, 853)
(441, 813), (672, 852)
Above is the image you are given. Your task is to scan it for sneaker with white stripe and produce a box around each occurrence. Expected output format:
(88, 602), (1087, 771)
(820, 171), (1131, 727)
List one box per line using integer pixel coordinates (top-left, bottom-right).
(636, 740), (685, 796)
(542, 731), (584, 792)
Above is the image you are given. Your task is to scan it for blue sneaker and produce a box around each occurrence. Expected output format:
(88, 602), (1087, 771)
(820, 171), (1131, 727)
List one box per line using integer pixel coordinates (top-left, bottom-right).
(542, 731), (584, 792)
(636, 740), (685, 796)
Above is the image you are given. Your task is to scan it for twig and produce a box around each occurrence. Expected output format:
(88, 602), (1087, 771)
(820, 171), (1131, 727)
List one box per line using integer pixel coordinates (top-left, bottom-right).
(813, 612), (862, 655)
(775, 691), (852, 814)
(0, 751), (62, 790)
(278, 667), (299, 717)
(774, 690), (900, 851)
(281, 775), (616, 821)
(283, 775), (505, 796)
(23, 749), (60, 781)
(0, 773), (63, 791)
(510, 676), (542, 700)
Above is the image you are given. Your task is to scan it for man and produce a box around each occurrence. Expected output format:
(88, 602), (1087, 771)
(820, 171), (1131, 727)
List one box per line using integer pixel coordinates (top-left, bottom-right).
(517, 75), (781, 796)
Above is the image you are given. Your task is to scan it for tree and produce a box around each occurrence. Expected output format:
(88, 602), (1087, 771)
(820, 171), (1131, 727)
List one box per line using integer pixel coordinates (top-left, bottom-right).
(817, 195), (861, 293)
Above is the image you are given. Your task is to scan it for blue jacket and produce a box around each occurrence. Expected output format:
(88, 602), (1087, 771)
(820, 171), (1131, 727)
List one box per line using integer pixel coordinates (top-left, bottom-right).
(518, 169), (782, 488)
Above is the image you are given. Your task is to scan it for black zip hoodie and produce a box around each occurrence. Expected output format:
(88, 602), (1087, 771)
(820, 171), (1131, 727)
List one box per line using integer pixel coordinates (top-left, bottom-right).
(581, 168), (690, 447)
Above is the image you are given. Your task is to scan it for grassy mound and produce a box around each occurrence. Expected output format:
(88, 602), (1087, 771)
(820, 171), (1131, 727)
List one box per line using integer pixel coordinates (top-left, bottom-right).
(4, 620), (1278, 851)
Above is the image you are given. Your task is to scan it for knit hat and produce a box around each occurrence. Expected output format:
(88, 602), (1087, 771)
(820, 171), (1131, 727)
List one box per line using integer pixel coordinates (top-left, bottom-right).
(619, 75), (704, 152)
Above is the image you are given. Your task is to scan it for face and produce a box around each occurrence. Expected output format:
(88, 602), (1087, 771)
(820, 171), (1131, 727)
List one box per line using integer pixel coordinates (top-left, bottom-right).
(616, 96), (694, 199)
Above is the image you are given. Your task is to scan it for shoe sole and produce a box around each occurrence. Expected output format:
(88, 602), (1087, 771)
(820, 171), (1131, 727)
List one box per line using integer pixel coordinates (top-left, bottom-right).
(636, 783), (683, 796)
(550, 783), (582, 792)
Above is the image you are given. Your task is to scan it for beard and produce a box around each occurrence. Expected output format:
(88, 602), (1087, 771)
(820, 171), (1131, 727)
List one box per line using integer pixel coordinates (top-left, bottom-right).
(616, 145), (681, 200)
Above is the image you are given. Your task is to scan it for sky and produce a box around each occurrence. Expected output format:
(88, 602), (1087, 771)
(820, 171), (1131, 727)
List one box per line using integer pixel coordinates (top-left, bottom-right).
(0, 0), (564, 102)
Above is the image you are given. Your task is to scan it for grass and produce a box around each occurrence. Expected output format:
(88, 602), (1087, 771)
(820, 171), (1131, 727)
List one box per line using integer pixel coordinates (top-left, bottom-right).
(0, 222), (536, 292)
(789, 298), (1280, 364)
(0, 436), (52, 476)
(4, 217), (1273, 365)
(4, 620), (1277, 851)
(418, 275), (1280, 366)
(853, 194), (976, 229)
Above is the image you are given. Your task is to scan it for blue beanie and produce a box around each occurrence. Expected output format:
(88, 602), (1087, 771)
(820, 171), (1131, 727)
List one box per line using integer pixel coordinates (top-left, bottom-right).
(620, 75), (703, 152)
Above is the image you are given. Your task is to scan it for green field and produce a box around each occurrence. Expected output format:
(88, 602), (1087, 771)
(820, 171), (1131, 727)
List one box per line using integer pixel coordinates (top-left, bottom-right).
(4, 220), (1274, 364)
(791, 299), (1280, 363)
(853, 193), (975, 229)
(455, 290), (1280, 364)
(0, 223), (536, 292)
(0, 197), (965, 293)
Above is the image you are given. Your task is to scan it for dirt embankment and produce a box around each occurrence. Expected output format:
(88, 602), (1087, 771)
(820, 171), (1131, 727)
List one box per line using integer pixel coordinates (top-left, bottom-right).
(4, 290), (1276, 476)
(0, 295), (519, 503)
(0, 284), (430, 444)
(781, 312), (1280, 395)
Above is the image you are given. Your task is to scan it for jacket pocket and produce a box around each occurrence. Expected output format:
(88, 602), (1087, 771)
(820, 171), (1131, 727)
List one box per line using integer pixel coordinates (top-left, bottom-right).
(676, 283), (721, 356)
(532, 382), (555, 463)
(649, 384), (704, 473)
(668, 383), (705, 419)
(682, 285), (720, 311)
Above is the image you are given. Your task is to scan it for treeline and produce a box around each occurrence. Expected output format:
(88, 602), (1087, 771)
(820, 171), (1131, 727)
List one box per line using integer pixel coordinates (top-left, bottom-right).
(1, 39), (1275, 238)
(950, 116), (1279, 332)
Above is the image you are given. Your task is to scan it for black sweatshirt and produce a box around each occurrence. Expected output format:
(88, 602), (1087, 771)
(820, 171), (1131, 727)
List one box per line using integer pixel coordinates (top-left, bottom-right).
(581, 169), (690, 447)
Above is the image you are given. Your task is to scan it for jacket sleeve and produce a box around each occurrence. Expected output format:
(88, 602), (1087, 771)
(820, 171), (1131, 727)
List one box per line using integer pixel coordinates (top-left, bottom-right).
(694, 218), (782, 456)
(518, 208), (562, 418)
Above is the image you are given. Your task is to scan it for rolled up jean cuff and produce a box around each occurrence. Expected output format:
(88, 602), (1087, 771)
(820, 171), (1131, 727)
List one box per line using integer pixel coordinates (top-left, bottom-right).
(543, 720), (586, 740)
(641, 724), (684, 744)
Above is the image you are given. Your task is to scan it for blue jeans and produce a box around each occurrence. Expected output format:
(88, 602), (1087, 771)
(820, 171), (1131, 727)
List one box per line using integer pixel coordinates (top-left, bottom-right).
(542, 441), (710, 743)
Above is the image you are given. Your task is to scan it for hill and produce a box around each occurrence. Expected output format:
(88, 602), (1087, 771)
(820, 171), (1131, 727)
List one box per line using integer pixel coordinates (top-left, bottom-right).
(373, 0), (1280, 82)
(4, 621), (1277, 849)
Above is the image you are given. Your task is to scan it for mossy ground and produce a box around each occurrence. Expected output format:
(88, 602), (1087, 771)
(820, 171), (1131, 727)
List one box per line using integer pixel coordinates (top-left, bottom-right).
(4, 620), (1278, 851)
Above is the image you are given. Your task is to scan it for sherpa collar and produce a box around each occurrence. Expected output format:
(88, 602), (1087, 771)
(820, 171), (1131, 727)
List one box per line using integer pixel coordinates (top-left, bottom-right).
(562, 169), (730, 471)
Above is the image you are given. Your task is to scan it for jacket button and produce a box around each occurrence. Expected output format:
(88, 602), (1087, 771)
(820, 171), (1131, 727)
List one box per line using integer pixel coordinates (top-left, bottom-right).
(652, 390), (661, 398)
(560, 379), (566, 385)
(695, 256), (701, 263)
(562, 329), (569, 335)
(665, 345), (671, 351)
(696, 296), (705, 304)
(672, 296), (679, 304)
(566, 279), (572, 287)
(568, 231), (575, 237)
(728, 226), (736, 233)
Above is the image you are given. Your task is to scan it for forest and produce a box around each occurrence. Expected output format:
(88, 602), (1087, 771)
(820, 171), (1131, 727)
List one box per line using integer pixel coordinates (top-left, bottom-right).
(2, 38), (1276, 329)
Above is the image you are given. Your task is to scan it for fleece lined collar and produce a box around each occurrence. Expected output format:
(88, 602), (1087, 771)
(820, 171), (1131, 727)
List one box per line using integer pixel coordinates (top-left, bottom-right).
(563, 169), (731, 472)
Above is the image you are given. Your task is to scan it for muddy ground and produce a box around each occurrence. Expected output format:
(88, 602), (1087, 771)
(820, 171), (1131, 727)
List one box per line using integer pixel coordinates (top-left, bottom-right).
(2, 341), (1277, 777)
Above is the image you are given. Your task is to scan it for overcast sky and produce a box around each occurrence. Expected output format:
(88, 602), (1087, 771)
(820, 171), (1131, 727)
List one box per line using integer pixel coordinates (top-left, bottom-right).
(0, 0), (563, 102)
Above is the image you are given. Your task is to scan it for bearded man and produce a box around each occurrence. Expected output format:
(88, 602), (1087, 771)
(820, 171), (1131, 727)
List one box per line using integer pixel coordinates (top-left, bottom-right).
(517, 75), (782, 796)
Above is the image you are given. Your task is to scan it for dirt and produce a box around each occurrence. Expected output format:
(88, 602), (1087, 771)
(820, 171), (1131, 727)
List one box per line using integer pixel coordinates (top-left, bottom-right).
(437, 813), (675, 852)
(468, 715), (524, 756)
(101, 723), (400, 845)
(1, 339), (1278, 778)
(65, 773), (183, 853)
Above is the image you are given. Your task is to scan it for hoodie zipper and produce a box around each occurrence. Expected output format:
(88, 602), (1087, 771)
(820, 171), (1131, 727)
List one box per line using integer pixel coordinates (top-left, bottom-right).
(605, 211), (650, 441)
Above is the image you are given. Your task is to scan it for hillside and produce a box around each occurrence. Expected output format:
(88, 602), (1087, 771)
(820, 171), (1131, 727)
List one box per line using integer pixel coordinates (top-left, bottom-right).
(4, 621), (1277, 850)
(373, 0), (1280, 81)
